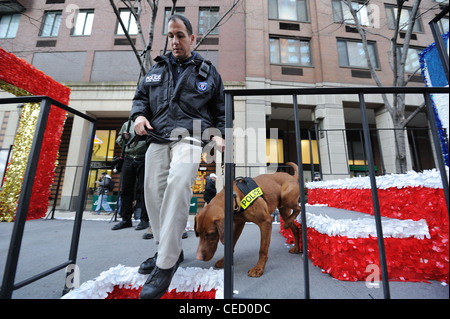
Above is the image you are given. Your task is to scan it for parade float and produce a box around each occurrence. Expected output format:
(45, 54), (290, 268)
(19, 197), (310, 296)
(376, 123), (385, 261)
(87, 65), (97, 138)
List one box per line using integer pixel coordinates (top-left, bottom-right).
(62, 265), (224, 299)
(281, 169), (448, 284)
(0, 48), (70, 222)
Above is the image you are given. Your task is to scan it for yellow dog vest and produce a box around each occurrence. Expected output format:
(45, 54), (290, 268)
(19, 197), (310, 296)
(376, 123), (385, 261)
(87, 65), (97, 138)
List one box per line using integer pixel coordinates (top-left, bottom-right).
(234, 177), (263, 213)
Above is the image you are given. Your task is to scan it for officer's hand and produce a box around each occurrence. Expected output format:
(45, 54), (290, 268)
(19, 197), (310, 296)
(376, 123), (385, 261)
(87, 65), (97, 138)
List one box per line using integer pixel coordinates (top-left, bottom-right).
(122, 132), (131, 140)
(134, 116), (153, 136)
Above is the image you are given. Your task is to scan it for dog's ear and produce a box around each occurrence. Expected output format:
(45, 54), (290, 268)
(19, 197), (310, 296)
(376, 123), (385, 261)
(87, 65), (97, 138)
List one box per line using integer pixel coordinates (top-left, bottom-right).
(215, 219), (225, 244)
(194, 215), (199, 237)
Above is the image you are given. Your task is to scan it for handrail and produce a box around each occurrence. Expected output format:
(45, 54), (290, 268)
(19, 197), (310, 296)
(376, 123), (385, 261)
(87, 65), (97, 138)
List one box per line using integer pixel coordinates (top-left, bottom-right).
(0, 96), (97, 299)
(224, 85), (449, 96)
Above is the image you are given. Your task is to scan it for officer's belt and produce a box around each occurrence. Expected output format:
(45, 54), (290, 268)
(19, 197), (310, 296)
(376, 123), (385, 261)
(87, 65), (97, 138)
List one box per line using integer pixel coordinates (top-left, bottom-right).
(233, 177), (263, 214)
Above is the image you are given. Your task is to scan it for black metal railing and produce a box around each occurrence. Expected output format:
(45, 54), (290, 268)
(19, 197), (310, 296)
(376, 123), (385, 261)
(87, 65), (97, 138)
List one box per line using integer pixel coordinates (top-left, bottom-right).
(223, 86), (449, 299)
(1, 87), (448, 299)
(307, 126), (448, 179)
(0, 96), (97, 299)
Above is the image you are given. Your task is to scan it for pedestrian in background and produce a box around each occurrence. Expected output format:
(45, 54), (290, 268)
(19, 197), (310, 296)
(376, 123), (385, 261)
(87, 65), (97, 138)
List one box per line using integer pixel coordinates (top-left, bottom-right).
(94, 172), (113, 214)
(112, 120), (151, 232)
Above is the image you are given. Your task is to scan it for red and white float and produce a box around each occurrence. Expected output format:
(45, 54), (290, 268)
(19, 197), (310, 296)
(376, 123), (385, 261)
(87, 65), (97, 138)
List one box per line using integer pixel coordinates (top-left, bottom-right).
(62, 265), (223, 299)
(280, 169), (449, 283)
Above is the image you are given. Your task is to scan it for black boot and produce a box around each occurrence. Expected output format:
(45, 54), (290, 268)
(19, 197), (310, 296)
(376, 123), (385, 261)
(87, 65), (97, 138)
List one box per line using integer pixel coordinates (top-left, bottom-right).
(139, 266), (176, 299)
(138, 251), (184, 275)
(138, 252), (157, 274)
(111, 220), (132, 230)
(135, 221), (149, 230)
(139, 252), (184, 299)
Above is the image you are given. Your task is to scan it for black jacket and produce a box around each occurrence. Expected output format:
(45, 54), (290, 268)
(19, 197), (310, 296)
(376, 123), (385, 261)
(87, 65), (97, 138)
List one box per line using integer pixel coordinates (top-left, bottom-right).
(131, 52), (225, 144)
(203, 177), (217, 204)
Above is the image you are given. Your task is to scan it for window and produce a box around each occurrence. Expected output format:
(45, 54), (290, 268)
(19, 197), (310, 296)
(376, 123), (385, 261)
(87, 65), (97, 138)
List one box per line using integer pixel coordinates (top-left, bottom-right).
(332, 0), (373, 26)
(40, 11), (62, 37)
(0, 13), (20, 38)
(437, 16), (449, 35)
(116, 9), (138, 35)
(198, 7), (220, 35)
(346, 131), (368, 168)
(397, 47), (422, 74)
(385, 5), (423, 33)
(163, 7), (185, 34)
(270, 37), (312, 66)
(266, 139), (284, 164)
(268, 0), (309, 22)
(92, 130), (116, 162)
(72, 9), (94, 36)
(337, 39), (379, 69)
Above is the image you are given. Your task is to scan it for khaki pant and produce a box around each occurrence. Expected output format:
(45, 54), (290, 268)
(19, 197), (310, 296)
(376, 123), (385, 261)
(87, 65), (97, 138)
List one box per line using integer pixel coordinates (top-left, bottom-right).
(144, 140), (202, 269)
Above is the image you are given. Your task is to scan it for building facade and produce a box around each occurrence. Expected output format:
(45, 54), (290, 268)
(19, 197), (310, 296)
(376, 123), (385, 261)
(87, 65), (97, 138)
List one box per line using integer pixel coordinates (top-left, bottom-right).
(1, 0), (448, 210)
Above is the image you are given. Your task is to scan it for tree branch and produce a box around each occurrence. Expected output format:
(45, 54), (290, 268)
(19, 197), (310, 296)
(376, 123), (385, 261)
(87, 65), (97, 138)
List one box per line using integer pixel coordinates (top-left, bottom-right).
(344, 0), (393, 115)
(163, 0), (178, 54)
(391, 0), (405, 86)
(123, 0), (147, 53)
(110, 0), (146, 77)
(398, 0), (421, 87)
(141, 0), (159, 71)
(401, 102), (425, 128)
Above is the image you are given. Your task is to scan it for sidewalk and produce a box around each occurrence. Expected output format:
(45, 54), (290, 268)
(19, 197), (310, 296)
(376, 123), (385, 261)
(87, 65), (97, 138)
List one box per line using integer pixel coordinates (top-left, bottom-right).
(46, 209), (197, 230)
(0, 207), (448, 299)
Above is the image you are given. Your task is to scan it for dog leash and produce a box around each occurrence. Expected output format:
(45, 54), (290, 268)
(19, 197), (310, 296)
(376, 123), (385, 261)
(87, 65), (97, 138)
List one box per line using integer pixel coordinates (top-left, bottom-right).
(127, 128), (173, 147)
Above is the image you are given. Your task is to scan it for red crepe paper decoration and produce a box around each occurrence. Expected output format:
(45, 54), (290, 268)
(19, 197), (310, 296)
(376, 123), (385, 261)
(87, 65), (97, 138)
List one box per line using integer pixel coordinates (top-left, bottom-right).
(308, 187), (448, 225)
(281, 186), (449, 283)
(105, 286), (218, 299)
(62, 265), (223, 299)
(0, 48), (70, 220)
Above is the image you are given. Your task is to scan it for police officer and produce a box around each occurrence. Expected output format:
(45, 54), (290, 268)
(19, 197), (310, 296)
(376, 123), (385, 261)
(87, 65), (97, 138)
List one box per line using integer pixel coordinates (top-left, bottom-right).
(131, 14), (225, 299)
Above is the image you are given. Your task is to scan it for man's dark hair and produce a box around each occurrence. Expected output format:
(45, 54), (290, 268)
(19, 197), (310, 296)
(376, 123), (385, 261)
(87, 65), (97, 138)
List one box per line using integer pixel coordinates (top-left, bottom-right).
(168, 14), (193, 36)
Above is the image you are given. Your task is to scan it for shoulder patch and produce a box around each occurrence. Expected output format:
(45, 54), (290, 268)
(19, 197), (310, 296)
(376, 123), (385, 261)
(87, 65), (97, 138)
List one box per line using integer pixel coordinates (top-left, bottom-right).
(146, 73), (162, 83)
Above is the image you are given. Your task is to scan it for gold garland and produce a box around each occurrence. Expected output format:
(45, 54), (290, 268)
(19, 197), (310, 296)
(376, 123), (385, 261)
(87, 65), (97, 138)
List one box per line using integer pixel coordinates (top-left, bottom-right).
(0, 82), (36, 222)
(0, 80), (32, 98)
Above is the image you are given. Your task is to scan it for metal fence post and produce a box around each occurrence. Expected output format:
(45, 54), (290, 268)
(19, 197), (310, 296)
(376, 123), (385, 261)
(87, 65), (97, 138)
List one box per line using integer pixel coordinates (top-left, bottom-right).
(0, 98), (51, 299)
(292, 95), (310, 299)
(63, 120), (96, 295)
(224, 92), (235, 299)
(359, 93), (390, 299)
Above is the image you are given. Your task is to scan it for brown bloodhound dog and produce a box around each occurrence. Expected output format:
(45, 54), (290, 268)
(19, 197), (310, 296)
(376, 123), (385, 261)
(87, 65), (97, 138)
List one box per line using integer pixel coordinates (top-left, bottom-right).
(195, 162), (301, 277)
